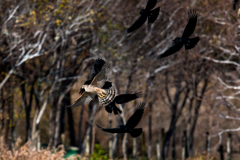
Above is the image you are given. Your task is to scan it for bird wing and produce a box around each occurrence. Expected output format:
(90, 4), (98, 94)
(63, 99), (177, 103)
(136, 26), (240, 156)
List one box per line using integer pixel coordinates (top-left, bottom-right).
(114, 92), (142, 104)
(96, 124), (124, 133)
(70, 92), (95, 108)
(125, 103), (146, 129)
(159, 41), (184, 59)
(90, 62), (111, 88)
(182, 10), (198, 38)
(148, 7), (160, 24)
(146, 0), (157, 10)
(102, 81), (112, 89)
(185, 37), (199, 50)
(127, 14), (147, 33)
(92, 58), (106, 77)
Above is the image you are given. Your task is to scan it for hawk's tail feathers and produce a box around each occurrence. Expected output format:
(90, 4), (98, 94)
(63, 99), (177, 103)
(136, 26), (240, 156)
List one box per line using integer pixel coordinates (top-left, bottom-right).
(130, 128), (142, 138)
(98, 87), (116, 107)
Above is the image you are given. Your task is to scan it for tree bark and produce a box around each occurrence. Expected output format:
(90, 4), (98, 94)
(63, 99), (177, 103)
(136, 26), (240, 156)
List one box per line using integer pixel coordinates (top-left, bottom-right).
(81, 99), (98, 156)
(188, 78), (208, 156)
(66, 101), (76, 146)
(108, 114), (113, 159)
(20, 63), (31, 142)
(148, 101), (152, 159)
(78, 105), (84, 153)
(172, 129), (176, 160)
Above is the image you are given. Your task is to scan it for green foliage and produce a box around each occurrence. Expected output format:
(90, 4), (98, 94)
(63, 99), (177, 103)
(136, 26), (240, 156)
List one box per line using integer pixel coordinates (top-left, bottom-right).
(90, 144), (108, 160)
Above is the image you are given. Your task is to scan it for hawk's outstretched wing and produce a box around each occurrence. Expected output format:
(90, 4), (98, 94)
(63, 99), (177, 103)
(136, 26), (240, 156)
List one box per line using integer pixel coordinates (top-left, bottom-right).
(70, 92), (95, 108)
(90, 62), (111, 88)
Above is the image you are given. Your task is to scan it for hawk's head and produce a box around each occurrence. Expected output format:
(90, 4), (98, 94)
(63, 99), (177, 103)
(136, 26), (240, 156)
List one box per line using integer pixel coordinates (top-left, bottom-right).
(79, 85), (88, 94)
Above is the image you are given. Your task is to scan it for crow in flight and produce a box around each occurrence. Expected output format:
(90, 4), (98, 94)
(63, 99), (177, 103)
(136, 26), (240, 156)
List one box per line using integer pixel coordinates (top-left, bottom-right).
(233, 0), (239, 10)
(104, 90), (142, 115)
(97, 103), (146, 138)
(127, 0), (160, 33)
(159, 10), (199, 59)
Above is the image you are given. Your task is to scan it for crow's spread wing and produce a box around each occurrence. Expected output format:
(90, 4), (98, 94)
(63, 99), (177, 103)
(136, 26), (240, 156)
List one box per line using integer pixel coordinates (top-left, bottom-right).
(125, 103), (146, 129)
(127, 15), (147, 33)
(102, 81), (112, 89)
(96, 124), (124, 133)
(114, 92), (142, 104)
(148, 7), (160, 24)
(146, 0), (157, 10)
(93, 58), (106, 77)
(182, 10), (198, 38)
(159, 41), (184, 59)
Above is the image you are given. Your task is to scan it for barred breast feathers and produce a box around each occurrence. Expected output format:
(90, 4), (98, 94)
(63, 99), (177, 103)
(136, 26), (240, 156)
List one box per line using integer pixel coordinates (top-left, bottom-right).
(98, 86), (116, 107)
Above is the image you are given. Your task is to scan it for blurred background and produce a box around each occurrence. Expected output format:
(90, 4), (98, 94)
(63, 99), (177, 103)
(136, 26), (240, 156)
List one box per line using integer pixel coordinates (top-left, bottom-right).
(1, 0), (240, 159)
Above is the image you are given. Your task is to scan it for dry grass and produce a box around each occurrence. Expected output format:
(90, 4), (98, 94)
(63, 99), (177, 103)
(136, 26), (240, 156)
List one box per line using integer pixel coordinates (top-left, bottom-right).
(0, 138), (66, 160)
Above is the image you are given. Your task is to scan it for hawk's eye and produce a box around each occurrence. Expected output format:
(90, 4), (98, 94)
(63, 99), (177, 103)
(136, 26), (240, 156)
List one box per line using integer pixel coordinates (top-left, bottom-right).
(79, 88), (85, 94)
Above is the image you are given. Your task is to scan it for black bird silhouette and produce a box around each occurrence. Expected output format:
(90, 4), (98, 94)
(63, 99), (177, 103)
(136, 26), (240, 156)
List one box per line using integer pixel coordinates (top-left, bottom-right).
(105, 92), (142, 115)
(127, 0), (160, 33)
(233, 0), (239, 10)
(97, 103), (146, 138)
(159, 10), (199, 59)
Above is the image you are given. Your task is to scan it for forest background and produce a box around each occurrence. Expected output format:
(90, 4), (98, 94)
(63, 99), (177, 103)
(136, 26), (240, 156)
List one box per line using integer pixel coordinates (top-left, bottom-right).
(1, 0), (240, 159)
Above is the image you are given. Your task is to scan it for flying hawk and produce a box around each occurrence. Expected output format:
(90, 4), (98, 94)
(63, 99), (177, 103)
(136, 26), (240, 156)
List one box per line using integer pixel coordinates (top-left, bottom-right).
(70, 60), (116, 108)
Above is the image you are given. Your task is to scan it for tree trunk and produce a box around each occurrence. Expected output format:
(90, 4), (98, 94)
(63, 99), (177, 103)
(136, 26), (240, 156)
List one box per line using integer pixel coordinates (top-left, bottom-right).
(78, 106), (84, 153)
(172, 129), (176, 160)
(108, 114), (113, 159)
(49, 94), (57, 148)
(20, 63), (31, 142)
(122, 133), (128, 160)
(188, 79), (208, 156)
(148, 101), (152, 159)
(67, 106), (76, 146)
(156, 131), (161, 160)
(81, 99), (97, 156)
(227, 133), (232, 160)
(141, 131), (146, 157)
(182, 131), (187, 160)
(133, 138), (137, 160)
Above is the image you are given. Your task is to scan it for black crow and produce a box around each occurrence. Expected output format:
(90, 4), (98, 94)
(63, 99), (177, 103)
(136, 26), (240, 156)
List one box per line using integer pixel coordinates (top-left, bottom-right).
(127, 0), (160, 33)
(159, 10), (199, 59)
(233, 0), (238, 10)
(105, 92), (142, 115)
(97, 103), (146, 138)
